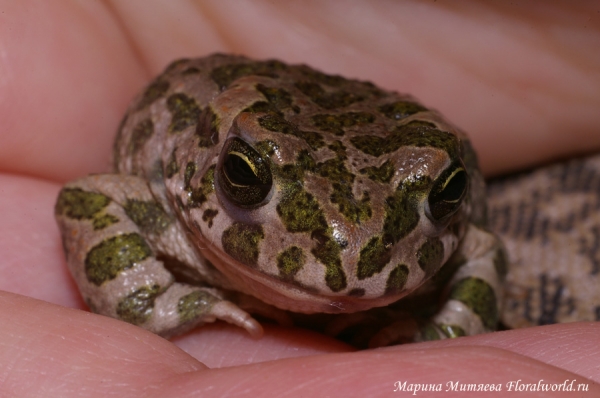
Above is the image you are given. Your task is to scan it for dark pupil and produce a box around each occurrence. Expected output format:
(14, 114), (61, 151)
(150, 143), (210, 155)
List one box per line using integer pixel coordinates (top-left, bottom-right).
(441, 170), (467, 202)
(225, 154), (260, 186)
(428, 166), (469, 221)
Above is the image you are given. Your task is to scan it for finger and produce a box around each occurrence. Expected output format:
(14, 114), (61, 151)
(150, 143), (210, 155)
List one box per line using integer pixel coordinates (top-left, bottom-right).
(406, 322), (600, 383)
(3, 2), (599, 182)
(0, 1), (146, 181)
(172, 323), (353, 368)
(3, 291), (598, 397)
(0, 291), (204, 397)
(0, 174), (80, 307)
(113, 0), (600, 175)
(156, 329), (600, 397)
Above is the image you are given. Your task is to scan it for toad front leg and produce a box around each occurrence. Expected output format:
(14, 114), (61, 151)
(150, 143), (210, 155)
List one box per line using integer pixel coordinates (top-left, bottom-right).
(371, 224), (507, 346)
(55, 174), (263, 338)
(427, 224), (507, 339)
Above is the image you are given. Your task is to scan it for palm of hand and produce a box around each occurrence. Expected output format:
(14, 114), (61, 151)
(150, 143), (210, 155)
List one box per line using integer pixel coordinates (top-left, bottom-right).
(0, 2), (599, 396)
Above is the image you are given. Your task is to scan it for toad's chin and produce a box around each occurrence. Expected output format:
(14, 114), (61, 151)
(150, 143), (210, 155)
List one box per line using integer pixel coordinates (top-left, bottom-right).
(200, 246), (416, 314)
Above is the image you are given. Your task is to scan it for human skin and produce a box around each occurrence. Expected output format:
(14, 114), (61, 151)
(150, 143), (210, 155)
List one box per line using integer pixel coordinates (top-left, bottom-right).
(0, 1), (599, 396)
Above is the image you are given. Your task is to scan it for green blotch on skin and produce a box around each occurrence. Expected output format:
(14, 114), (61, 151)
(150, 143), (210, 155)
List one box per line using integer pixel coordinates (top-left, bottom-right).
(129, 119), (154, 154)
(196, 165), (216, 203)
(297, 68), (385, 97)
(258, 113), (324, 150)
(417, 238), (445, 277)
(439, 324), (466, 338)
(276, 177), (328, 234)
(202, 208), (218, 228)
(117, 285), (161, 325)
(296, 150), (317, 172)
(56, 188), (110, 219)
(273, 144), (351, 292)
(271, 154), (313, 204)
(254, 139), (279, 158)
(295, 81), (365, 109)
(297, 65), (346, 87)
(136, 79), (170, 110)
(93, 214), (119, 230)
(382, 178), (430, 246)
(314, 145), (371, 224)
(195, 106), (220, 147)
(124, 199), (172, 234)
(184, 163), (215, 207)
(378, 101), (426, 120)
(360, 160), (395, 183)
(356, 237), (391, 280)
(55, 188), (119, 230)
(222, 223), (264, 267)
(256, 84), (293, 110)
(245, 83), (301, 115)
(244, 101), (274, 114)
(348, 288), (365, 297)
(165, 150), (179, 179)
(167, 93), (201, 133)
(210, 60), (287, 89)
(178, 290), (219, 324)
(325, 265), (347, 292)
(385, 264), (410, 295)
(327, 140), (347, 158)
(277, 246), (305, 281)
(311, 230), (347, 292)
(85, 233), (152, 286)
(275, 164), (346, 292)
(184, 162), (197, 189)
(312, 112), (375, 136)
(449, 277), (498, 330)
(315, 153), (352, 181)
(350, 121), (458, 158)
(330, 185), (371, 223)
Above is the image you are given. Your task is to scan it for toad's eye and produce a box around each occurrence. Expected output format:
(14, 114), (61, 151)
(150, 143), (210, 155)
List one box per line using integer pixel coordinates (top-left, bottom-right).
(427, 163), (468, 221)
(218, 137), (273, 207)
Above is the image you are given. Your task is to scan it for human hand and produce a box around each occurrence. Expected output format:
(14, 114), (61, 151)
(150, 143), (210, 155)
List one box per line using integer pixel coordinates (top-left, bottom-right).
(1, 1), (599, 396)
